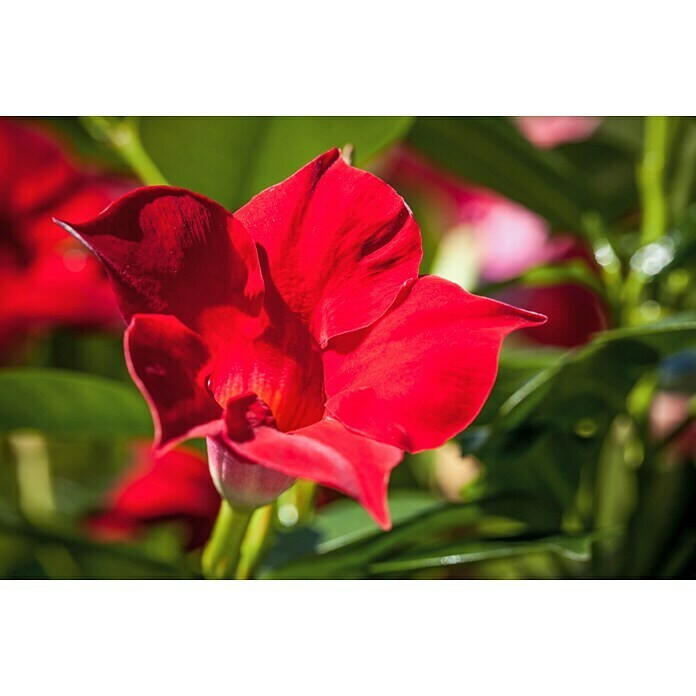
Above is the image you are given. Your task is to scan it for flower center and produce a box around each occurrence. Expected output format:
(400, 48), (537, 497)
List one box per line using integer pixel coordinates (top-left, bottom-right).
(207, 319), (325, 434)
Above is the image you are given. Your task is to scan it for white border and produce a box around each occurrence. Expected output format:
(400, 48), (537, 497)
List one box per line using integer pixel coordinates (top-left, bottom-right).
(3, 1), (695, 114)
(1, 581), (693, 695)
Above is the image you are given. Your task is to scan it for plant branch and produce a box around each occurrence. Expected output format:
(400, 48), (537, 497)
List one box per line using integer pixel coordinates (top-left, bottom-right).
(81, 116), (168, 186)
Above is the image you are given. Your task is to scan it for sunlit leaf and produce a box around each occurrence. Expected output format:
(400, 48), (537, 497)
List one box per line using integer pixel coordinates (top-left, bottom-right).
(0, 369), (151, 439)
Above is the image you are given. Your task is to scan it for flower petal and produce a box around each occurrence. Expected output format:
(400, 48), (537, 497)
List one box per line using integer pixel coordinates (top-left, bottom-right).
(236, 149), (422, 347)
(323, 276), (546, 452)
(222, 412), (403, 529)
(54, 186), (264, 337)
(125, 314), (222, 450)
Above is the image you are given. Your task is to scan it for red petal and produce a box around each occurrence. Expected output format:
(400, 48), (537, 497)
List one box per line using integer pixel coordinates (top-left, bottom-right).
(54, 186), (264, 338)
(125, 314), (222, 450)
(88, 443), (220, 550)
(323, 276), (546, 452)
(222, 414), (403, 529)
(236, 149), (422, 347)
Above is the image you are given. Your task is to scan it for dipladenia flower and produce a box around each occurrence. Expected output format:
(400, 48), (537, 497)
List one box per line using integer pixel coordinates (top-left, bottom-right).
(57, 149), (545, 528)
(88, 444), (220, 550)
(0, 119), (123, 356)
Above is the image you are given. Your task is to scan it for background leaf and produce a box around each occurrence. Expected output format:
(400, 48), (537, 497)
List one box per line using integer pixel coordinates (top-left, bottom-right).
(407, 116), (634, 231)
(138, 116), (414, 210)
(0, 369), (151, 439)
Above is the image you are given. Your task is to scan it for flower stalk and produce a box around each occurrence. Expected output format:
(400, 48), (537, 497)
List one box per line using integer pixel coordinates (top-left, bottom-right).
(638, 116), (670, 247)
(201, 501), (254, 579)
(80, 116), (168, 186)
(235, 504), (275, 580)
(622, 116), (672, 323)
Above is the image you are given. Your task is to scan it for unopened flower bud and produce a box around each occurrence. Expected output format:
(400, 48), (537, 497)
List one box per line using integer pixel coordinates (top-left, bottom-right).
(207, 436), (295, 509)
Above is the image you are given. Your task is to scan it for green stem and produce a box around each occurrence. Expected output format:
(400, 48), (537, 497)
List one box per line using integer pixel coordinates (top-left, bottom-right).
(81, 116), (168, 186)
(639, 116), (670, 246)
(622, 116), (672, 323)
(235, 505), (275, 580)
(202, 502), (254, 580)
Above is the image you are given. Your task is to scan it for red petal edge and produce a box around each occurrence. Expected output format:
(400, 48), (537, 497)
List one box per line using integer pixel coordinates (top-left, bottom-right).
(236, 149), (423, 348)
(125, 314), (222, 451)
(53, 186), (264, 335)
(323, 276), (546, 452)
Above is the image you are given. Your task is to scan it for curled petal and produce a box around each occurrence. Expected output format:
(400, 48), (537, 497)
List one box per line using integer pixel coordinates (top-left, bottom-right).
(236, 149), (422, 347)
(222, 411), (403, 529)
(54, 186), (264, 335)
(125, 314), (222, 450)
(323, 276), (546, 452)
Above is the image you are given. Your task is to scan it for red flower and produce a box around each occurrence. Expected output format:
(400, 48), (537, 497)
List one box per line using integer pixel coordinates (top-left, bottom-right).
(57, 149), (544, 528)
(0, 119), (123, 356)
(88, 444), (220, 550)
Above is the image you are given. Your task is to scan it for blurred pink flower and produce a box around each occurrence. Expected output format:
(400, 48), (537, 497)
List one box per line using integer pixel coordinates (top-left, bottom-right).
(514, 117), (601, 149)
(650, 392), (696, 461)
(385, 146), (608, 347)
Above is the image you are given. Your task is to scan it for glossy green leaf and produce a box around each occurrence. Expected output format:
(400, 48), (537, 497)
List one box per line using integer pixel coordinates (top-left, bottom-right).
(263, 495), (561, 579)
(312, 491), (443, 554)
(368, 533), (595, 575)
(472, 348), (564, 426)
(0, 369), (151, 438)
(138, 116), (413, 210)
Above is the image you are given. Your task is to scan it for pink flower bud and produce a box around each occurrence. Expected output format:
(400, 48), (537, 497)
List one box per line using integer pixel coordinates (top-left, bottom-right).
(207, 435), (295, 509)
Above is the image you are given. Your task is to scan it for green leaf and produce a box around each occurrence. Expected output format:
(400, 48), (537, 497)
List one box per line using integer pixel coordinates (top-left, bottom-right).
(481, 259), (607, 299)
(368, 533), (595, 575)
(594, 313), (696, 353)
(311, 491), (444, 554)
(555, 129), (639, 222)
(472, 315), (696, 511)
(472, 348), (564, 426)
(0, 369), (151, 439)
(138, 116), (413, 211)
(0, 506), (194, 579)
(263, 495), (562, 579)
